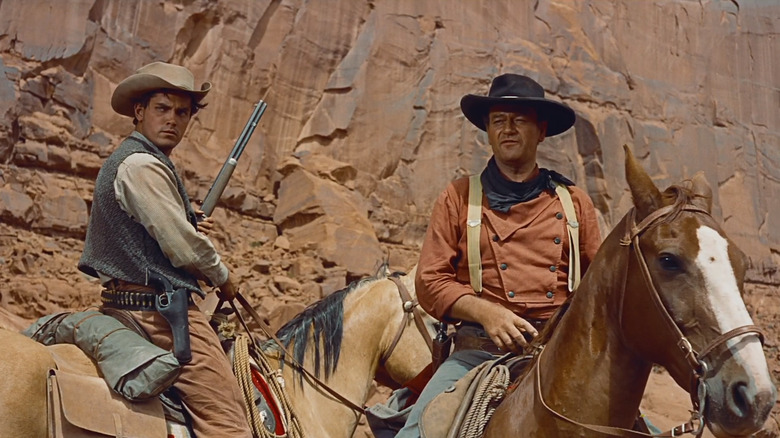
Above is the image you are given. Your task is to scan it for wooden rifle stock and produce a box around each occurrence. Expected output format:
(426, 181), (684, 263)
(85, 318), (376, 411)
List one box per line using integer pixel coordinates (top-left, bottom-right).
(200, 100), (267, 218)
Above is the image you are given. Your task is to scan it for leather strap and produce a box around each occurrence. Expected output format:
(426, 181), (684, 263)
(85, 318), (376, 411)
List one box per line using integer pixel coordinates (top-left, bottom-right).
(467, 174), (483, 294)
(101, 289), (164, 312)
(382, 276), (434, 364)
(554, 183), (580, 291)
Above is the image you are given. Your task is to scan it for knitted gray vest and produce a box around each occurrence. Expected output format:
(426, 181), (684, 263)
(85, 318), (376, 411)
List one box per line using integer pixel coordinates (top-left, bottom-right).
(79, 135), (202, 294)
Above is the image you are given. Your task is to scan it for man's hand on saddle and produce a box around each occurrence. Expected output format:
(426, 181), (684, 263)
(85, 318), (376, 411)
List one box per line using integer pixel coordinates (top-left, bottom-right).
(480, 306), (538, 353)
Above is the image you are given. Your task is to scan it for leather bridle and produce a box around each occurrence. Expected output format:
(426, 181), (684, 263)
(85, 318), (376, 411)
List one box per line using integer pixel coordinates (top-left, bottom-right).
(534, 202), (764, 437)
(619, 204), (764, 410)
(382, 276), (434, 364)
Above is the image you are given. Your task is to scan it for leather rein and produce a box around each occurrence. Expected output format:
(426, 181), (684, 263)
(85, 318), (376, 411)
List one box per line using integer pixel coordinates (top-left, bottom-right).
(534, 203), (765, 437)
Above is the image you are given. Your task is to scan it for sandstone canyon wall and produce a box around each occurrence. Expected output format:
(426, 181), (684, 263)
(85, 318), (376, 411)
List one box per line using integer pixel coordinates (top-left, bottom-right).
(0, 0), (779, 425)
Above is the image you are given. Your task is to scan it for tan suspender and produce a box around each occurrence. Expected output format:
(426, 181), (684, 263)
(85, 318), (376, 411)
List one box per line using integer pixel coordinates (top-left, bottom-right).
(554, 183), (581, 292)
(467, 175), (483, 295)
(466, 176), (581, 295)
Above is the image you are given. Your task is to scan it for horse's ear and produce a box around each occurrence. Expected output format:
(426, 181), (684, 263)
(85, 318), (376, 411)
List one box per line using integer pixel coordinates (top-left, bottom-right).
(689, 171), (713, 213)
(624, 144), (662, 220)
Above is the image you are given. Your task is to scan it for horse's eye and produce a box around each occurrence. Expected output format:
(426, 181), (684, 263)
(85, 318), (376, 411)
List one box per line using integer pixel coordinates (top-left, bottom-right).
(658, 254), (682, 271)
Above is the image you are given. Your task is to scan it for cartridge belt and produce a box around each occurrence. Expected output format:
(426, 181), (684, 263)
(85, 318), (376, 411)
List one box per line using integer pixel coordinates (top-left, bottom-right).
(101, 286), (193, 312)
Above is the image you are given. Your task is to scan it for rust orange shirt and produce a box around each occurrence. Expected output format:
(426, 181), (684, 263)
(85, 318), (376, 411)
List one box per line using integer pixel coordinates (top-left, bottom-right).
(416, 176), (601, 321)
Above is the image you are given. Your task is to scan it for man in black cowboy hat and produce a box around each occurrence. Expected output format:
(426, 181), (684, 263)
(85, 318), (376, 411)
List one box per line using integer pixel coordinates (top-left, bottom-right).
(79, 61), (252, 437)
(395, 73), (602, 437)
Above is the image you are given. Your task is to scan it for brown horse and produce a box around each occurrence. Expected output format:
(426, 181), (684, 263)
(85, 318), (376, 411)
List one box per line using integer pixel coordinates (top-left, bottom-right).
(483, 146), (776, 437)
(0, 267), (434, 438)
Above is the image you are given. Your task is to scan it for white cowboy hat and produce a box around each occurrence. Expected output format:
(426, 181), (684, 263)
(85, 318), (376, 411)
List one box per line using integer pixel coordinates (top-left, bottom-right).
(111, 61), (211, 118)
(460, 73), (575, 136)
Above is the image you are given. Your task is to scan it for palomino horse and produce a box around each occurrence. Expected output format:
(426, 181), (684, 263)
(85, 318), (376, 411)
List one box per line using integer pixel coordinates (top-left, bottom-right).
(260, 265), (435, 437)
(0, 267), (435, 438)
(484, 146), (776, 437)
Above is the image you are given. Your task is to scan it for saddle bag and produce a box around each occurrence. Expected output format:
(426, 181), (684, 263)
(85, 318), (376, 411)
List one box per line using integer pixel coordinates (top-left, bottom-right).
(26, 310), (181, 401)
(47, 368), (166, 438)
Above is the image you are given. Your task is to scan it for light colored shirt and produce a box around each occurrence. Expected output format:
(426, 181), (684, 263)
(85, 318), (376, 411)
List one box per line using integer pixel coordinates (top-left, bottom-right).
(99, 131), (228, 288)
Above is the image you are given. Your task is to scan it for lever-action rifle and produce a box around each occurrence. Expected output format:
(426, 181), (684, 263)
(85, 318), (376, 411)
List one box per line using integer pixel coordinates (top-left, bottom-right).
(199, 100), (267, 218)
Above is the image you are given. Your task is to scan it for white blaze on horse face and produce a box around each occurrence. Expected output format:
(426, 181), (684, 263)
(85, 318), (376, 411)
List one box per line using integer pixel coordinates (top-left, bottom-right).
(696, 226), (753, 330)
(696, 225), (768, 374)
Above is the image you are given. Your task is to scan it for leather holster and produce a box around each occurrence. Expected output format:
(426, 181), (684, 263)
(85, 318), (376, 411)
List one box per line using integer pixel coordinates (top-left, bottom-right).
(155, 288), (192, 364)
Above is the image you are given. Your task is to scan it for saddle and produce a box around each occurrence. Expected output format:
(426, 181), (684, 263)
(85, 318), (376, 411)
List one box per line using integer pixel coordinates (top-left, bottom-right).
(35, 309), (289, 438)
(46, 348), (168, 438)
(417, 353), (654, 438)
(419, 354), (531, 438)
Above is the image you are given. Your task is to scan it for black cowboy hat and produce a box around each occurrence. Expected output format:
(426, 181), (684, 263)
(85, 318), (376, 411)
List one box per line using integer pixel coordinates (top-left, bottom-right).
(460, 73), (575, 136)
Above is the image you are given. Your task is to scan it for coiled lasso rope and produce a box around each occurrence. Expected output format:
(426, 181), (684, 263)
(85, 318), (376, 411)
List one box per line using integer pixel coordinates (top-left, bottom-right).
(233, 334), (306, 438)
(458, 364), (510, 438)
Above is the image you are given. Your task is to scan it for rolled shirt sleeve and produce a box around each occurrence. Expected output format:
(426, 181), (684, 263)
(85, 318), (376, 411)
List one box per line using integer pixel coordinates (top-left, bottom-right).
(114, 153), (229, 287)
(416, 183), (476, 322)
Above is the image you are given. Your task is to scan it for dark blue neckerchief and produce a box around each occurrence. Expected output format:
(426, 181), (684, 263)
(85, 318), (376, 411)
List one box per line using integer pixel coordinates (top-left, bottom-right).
(480, 156), (574, 213)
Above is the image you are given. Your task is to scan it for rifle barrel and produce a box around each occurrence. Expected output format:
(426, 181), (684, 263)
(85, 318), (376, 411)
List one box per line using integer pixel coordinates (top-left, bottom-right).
(199, 100), (267, 218)
(233, 101), (267, 158)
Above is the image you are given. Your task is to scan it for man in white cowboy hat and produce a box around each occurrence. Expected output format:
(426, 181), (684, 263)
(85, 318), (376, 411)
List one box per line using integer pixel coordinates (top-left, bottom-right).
(394, 73), (602, 437)
(79, 61), (252, 437)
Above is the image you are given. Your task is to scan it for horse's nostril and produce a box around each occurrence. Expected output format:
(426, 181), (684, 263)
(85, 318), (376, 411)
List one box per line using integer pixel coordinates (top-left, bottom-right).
(728, 381), (751, 418)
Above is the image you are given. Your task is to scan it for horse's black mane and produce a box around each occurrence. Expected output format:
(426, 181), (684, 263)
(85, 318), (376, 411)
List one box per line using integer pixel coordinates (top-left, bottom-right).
(265, 265), (397, 383)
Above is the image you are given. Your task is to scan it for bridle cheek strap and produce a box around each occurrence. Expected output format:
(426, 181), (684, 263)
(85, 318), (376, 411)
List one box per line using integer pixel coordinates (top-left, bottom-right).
(620, 205), (765, 398)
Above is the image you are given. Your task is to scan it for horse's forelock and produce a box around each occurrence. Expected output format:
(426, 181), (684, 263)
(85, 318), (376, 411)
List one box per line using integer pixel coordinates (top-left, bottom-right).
(658, 183), (711, 225)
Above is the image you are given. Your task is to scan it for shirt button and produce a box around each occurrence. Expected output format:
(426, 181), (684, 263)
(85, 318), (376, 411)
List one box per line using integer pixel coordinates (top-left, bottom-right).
(492, 235), (499, 242)
(549, 265), (557, 272)
(500, 263), (508, 270)
(554, 237), (562, 244)
(555, 212), (564, 220)
(546, 291), (554, 299)
(508, 291), (515, 298)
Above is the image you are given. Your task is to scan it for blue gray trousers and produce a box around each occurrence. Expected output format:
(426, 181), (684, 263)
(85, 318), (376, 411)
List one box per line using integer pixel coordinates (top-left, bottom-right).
(395, 350), (495, 438)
